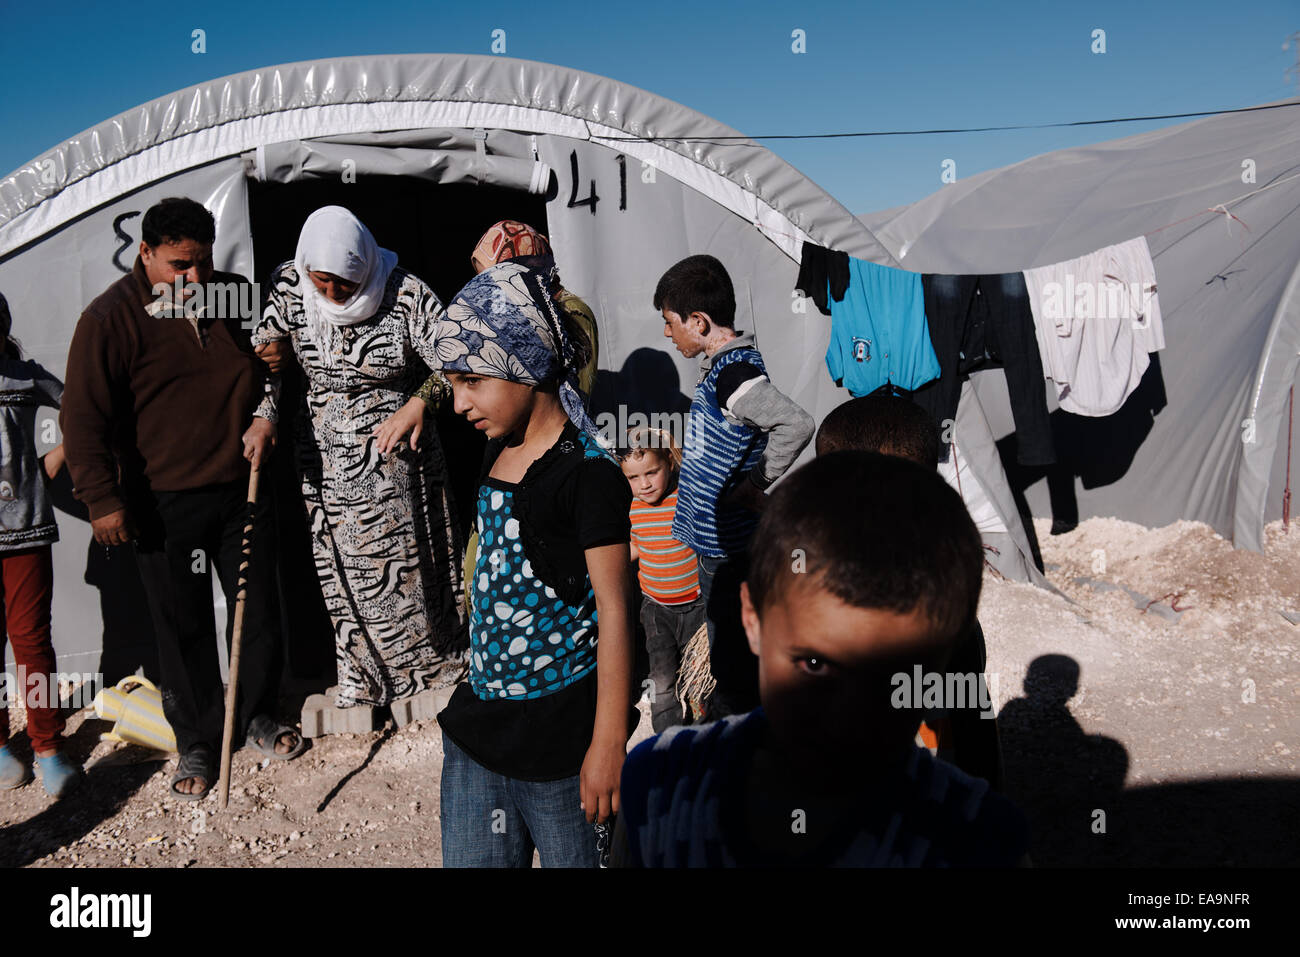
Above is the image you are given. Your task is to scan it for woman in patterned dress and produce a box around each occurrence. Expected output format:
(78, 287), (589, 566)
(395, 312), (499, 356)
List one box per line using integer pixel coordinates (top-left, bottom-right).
(251, 206), (467, 709)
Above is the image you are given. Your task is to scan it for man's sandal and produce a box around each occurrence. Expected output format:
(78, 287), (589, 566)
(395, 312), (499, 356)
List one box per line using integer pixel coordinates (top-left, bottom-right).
(244, 715), (307, 761)
(170, 745), (215, 802)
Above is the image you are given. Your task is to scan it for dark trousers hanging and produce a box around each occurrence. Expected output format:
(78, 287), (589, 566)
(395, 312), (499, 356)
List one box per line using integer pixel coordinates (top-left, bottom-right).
(913, 273), (1056, 467)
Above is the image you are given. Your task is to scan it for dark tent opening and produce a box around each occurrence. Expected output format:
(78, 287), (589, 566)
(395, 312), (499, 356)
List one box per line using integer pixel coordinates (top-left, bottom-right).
(247, 176), (548, 689)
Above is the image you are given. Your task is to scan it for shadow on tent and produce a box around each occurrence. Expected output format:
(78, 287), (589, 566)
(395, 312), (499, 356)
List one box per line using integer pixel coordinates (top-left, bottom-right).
(590, 346), (696, 695)
(996, 354), (1169, 567)
(590, 346), (694, 426)
(998, 652), (1298, 866)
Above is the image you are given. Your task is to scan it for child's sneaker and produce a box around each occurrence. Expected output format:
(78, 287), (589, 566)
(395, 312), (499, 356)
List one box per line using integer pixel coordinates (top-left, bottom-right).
(0, 743), (33, 789)
(35, 750), (82, 799)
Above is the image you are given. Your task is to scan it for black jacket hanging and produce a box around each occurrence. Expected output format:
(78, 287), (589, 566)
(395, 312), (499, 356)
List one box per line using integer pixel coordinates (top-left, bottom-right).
(795, 241), (850, 316)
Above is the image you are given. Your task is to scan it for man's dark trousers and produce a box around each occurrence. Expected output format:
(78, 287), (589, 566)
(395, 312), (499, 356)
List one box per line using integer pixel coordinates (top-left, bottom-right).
(132, 479), (282, 754)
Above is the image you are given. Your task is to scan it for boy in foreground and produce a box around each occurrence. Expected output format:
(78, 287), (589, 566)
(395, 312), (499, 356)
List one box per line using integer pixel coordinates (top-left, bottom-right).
(612, 452), (1029, 866)
(816, 394), (1005, 788)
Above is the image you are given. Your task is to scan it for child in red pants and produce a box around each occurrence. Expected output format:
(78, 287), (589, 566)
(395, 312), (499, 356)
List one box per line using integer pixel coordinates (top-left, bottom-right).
(0, 292), (80, 798)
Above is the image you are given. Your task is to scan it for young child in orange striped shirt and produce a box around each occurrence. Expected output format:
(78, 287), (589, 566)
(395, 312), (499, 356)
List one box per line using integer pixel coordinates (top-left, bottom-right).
(620, 427), (706, 732)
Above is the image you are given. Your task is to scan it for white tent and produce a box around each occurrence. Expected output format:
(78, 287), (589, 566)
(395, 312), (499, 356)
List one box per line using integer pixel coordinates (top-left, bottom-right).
(9, 54), (1036, 679)
(11, 54), (1284, 679)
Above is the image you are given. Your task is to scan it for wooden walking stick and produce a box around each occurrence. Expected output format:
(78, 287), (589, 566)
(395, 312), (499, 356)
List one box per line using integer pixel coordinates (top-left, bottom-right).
(218, 466), (261, 810)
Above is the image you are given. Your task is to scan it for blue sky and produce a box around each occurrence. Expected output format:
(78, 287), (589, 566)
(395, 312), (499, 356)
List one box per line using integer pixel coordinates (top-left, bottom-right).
(1, 0), (1295, 214)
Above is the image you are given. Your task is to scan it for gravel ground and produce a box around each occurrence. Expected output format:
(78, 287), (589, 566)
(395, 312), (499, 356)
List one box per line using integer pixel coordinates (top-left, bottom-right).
(1, 694), (657, 869)
(2, 517), (1296, 867)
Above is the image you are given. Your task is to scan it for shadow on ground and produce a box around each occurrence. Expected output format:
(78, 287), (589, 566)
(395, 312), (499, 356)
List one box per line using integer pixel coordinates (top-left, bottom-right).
(316, 726), (394, 814)
(0, 719), (164, 867)
(999, 653), (1299, 866)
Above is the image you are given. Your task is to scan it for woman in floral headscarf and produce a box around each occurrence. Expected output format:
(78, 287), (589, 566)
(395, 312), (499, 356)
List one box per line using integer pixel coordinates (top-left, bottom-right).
(468, 221), (600, 397)
(250, 206), (467, 716)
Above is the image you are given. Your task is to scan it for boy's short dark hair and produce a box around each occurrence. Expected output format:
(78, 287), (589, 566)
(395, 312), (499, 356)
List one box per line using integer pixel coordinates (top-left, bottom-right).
(816, 395), (941, 468)
(747, 451), (982, 643)
(140, 197), (216, 248)
(653, 254), (736, 329)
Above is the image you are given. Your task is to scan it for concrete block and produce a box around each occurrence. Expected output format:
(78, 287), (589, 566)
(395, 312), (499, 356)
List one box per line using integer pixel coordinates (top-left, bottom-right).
(390, 686), (454, 729)
(300, 687), (376, 738)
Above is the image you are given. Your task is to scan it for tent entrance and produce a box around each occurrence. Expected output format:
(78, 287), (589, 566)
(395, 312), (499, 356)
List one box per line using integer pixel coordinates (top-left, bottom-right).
(247, 176), (549, 310)
(246, 174), (549, 685)
(246, 173), (549, 511)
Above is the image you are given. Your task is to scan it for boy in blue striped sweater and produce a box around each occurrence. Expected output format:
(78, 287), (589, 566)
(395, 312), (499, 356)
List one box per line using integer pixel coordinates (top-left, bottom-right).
(654, 255), (814, 718)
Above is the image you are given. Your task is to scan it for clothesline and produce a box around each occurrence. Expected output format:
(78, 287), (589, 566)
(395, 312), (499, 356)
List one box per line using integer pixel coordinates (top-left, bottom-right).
(767, 164), (1297, 540)
(799, 235), (1164, 491)
(597, 99), (1300, 143)
(758, 169), (1300, 267)
(800, 222), (1290, 533)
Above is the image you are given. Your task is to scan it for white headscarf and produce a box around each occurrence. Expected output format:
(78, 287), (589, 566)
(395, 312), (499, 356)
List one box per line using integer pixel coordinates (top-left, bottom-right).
(294, 206), (398, 365)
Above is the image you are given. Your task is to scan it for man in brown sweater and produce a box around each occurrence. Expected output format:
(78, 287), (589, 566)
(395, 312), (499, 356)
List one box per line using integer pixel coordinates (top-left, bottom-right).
(61, 197), (302, 799)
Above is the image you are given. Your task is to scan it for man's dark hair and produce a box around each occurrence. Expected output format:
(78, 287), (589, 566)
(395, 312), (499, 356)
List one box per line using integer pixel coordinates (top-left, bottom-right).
(747, 452), (982, 643)
(653, 254), (736, 330)
(816, 395), (941, 468)
(140, 197), (216, 248)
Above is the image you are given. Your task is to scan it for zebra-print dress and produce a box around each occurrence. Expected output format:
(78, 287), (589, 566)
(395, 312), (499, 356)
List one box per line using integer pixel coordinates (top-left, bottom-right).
(254, 263), (467, 707)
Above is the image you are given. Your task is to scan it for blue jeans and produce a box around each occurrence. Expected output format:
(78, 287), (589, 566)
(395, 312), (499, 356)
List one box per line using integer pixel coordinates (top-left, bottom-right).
(440, 731), (600, 868)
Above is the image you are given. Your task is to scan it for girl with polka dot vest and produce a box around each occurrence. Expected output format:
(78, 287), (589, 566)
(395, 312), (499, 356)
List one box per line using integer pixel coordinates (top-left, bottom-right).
(433, 254), (635, 867)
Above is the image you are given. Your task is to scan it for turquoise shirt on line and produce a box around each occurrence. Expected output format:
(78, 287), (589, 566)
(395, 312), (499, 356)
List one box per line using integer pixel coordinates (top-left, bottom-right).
(826, 257), (940, 397)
